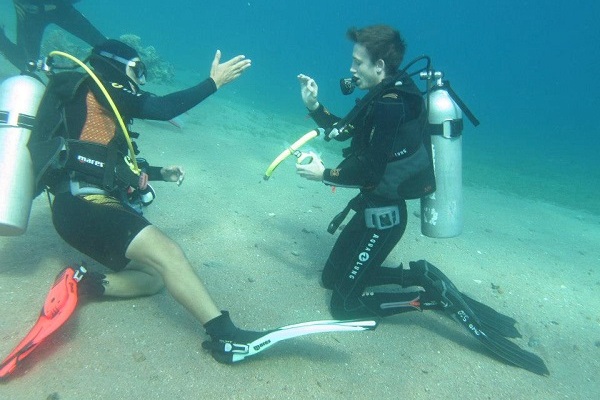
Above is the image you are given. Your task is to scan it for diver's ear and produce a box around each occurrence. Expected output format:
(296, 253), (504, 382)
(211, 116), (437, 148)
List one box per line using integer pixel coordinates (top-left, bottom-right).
(376, 59), (385, 74)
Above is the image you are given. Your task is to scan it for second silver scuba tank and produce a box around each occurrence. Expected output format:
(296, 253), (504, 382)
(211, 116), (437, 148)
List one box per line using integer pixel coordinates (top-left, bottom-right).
(420, 70), (466, 238)
(421, 88), (463, 238)
(0, 75), (45, 236)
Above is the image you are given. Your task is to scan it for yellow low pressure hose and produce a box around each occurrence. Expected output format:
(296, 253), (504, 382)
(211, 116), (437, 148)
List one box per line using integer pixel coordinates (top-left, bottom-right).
(48, 51), (140, 173)
(263, 129), (321, 180)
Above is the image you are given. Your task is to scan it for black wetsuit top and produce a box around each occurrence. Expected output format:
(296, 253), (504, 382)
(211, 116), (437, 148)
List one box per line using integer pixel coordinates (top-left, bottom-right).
(309, 87), (422, 198)
(47, 73), (218, 271)
(105, 77), (218, 121)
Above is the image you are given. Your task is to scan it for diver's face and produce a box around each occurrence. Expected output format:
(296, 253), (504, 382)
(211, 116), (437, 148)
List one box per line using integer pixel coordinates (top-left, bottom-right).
(350, 44), (384, 90)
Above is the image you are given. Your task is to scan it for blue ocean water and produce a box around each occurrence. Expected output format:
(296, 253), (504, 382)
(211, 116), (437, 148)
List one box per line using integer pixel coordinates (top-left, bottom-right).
(76, 1), (600, 214)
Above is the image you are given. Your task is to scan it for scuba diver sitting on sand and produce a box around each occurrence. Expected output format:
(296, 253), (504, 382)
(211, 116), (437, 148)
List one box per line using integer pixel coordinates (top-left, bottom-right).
(295, 24), (549, 376)
(24, 39), (263, 362)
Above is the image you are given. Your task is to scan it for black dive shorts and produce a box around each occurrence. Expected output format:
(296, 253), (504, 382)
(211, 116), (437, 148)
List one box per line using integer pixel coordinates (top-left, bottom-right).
(52, 192), (151, 271)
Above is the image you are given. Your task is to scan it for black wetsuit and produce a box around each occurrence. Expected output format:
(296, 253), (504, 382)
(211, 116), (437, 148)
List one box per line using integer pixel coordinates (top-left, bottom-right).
(309, 82), (431, 319)
(42, 72), (218, 271)
(0, 1), (105, 70)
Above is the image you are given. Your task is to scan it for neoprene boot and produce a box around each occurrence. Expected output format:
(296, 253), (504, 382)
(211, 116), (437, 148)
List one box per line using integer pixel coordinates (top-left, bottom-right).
(203, 311), (265, 364)
(204, 311), (263, 343)
(78, 271), (108, 298)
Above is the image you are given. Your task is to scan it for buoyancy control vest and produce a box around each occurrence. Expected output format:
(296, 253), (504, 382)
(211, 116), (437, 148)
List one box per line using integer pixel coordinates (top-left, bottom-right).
(375, 75), (435, 200)
(28, 71), (140, 196)
(341, 72), (436, 201)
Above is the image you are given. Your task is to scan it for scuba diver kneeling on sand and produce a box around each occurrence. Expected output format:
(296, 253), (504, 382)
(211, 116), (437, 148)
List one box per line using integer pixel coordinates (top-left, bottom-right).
(296, 25), (549, 375)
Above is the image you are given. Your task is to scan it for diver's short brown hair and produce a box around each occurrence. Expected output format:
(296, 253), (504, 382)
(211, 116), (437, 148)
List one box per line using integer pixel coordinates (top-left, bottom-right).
(347, 25), (406, 74)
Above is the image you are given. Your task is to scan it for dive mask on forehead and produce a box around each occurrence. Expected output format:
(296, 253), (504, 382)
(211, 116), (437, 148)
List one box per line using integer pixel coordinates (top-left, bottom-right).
(98, 50), (147, 80)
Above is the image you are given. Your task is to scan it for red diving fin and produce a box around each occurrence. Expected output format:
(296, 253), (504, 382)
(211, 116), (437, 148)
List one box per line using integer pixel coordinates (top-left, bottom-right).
(0, 265), (85, 378)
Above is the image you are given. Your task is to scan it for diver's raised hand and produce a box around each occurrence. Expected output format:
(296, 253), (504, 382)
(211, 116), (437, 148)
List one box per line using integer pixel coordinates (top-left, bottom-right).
(210, 50), (252, 89)
(297, 74), (319, 111)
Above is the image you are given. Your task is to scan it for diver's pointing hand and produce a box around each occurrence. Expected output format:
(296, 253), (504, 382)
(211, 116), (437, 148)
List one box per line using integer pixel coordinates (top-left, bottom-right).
(210, 50), (252, 89)
(297, 74), (319, 111)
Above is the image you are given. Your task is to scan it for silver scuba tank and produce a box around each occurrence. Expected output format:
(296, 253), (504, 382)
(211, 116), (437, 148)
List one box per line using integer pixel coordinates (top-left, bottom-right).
(0, 75), (45, 236)
(420, 71), (464, 238)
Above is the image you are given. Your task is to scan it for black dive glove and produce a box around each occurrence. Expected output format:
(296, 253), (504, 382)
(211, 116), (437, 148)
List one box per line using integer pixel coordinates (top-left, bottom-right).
(202, 311), (265, 364)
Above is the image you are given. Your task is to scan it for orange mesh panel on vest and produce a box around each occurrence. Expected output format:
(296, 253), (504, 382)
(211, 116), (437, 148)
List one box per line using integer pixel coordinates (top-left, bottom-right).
(80, 91), (117, 144)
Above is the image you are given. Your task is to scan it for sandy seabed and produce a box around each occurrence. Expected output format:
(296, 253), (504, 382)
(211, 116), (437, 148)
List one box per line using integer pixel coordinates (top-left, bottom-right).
(1, 66), (599, 399)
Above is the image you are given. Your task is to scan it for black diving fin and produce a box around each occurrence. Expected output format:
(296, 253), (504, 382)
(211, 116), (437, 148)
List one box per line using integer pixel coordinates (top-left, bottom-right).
(460, 292), (521, 339)
(412, 260), (549, 376)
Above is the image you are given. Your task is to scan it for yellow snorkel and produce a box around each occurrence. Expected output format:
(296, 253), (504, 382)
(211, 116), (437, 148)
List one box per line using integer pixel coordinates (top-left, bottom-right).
(48, 51), (140, 174)
(263, 128), (322, 180)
